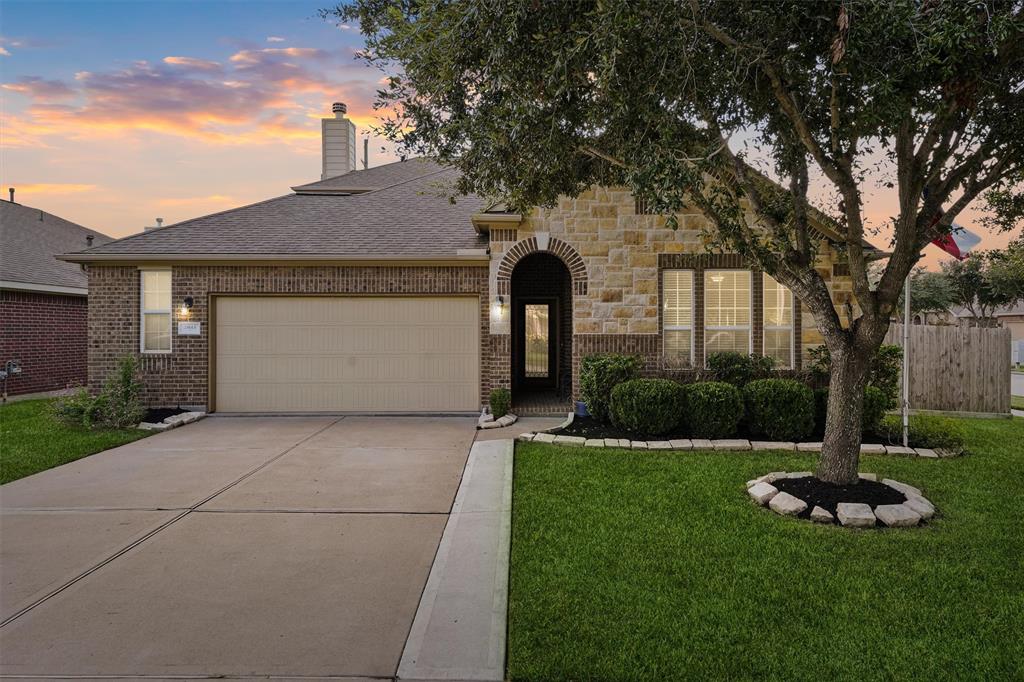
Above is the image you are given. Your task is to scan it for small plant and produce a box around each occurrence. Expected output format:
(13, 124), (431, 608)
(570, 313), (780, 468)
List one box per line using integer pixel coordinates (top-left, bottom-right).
(812, 385), (889, 437)
(807, 344), (903, 408)
(705, 352), (774, 387)
(579, 353), (642, 423)
(877, 414), (967, 454)
(609, 378), (685, 436)
(489, 387), (512, 418)
(51, 387), (104, 429)
(743, 379), (815, 441)
(51, 356), (145, 430)
(681, 381), (743, 439)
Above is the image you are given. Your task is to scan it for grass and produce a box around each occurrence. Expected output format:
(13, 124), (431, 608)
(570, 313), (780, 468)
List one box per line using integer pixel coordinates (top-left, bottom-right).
(509, 417), (1024, 681)
(1012, 394), (1023, 410)
(0, 398), (150, 484)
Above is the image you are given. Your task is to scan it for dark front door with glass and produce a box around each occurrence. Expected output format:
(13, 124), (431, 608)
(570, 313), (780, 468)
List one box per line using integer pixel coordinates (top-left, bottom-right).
(513, 298), (558, 391)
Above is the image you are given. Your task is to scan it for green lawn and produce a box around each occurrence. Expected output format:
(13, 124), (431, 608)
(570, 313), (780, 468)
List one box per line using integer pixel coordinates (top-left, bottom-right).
(509, 417), (1024, 681)
(0, 399), (150, 484)
(1012, 394), (1023, 410)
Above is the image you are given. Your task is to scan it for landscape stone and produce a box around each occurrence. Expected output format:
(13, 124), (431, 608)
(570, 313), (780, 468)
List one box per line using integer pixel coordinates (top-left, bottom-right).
(747, 482), (779, 506)
(605, 438), (631, 448)
(903, 495), (936, 520)
(836, 503), (876, 528)
(669, 439), (693, 450)
(769, 491), (808, 516)
(584, 439), (605, 448)
(860, 443), (886, 454)
(533, 432), (556, 443)
(874, 504), (922, 527)
(882, 478), (922, 497)
(648, 441), (672, 450)
(712, 439), (751, 451)
(746, 479), (758, 489)
(751, 441), (796, 451)
(516, 433), (536, 442)
(796, 442), (823, 452)
(756, 472), (787, 484)
(690, 439), (714, 450)
(137, 422), (171, 431)
(885, 445), (917, 456)
(553, 435), (586, 447)
(786, 471), (812, 479)
(858, 473), (878, 482)
(630, 441), (649, 449)
(810, 506), (834, 523)
(915, 448), (939, 458)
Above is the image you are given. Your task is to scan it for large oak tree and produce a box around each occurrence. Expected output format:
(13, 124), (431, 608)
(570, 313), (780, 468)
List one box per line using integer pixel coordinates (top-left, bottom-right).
(333, 0), (1023, 483)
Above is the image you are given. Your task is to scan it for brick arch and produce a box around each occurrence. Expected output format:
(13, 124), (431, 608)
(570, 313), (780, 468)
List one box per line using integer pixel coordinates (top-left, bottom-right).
(495, 236), (588, 297)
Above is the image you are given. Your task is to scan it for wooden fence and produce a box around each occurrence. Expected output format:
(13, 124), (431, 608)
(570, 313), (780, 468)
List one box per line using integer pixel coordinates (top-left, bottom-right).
(884, 323), (1011, 415)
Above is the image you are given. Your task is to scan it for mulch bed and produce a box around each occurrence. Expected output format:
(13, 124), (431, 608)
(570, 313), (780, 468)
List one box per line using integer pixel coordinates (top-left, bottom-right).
(142, 407), (187, 423)
(773, 476), (906, 520)
(551, 415), (691, 441)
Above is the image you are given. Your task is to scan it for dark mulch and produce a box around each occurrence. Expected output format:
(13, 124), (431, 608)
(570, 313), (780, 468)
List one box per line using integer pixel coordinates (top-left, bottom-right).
(142, 407), (186, 423)
(773, 476), (906, 522)
(551, 415), (691, 441)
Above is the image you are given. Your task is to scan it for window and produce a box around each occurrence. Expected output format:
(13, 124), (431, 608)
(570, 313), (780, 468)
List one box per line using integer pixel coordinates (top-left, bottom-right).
(141, 270), (171, 352)
(662, 270), (694, 367)
(704, 270), (751, 359)
(763, 274), (794, 368)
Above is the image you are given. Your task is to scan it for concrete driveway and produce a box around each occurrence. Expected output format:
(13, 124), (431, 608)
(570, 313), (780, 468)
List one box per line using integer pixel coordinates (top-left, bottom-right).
(0, 415), (476, 679)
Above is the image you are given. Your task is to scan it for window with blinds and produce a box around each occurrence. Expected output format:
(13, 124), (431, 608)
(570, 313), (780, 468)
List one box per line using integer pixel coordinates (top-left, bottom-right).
(704, 270), (751, 359)
(763, 273), (794, 368)
(662, 270), (693, 367)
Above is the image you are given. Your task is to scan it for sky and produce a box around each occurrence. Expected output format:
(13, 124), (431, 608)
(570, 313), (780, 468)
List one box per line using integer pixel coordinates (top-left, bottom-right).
(1, 1), (1017, 268)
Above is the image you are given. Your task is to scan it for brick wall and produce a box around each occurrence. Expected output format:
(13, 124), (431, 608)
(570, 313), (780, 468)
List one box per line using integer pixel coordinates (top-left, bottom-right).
(0, 290), (88, 395)
(88, 265), (493, 409)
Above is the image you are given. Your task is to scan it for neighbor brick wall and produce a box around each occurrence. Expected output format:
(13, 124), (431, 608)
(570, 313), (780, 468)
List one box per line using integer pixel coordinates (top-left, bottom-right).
(87, 265), (493, 409)
(0, 290), (88, 395)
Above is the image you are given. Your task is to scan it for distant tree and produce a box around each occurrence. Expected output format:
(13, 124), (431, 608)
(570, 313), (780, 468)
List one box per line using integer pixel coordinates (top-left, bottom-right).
(897, 268), (956, 321)
(946, 238), (1024, 320)
(335, 1), (1024, 483)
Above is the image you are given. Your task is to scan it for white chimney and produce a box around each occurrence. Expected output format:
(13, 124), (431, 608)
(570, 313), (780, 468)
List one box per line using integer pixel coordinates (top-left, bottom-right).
(322, 102), (357, 179)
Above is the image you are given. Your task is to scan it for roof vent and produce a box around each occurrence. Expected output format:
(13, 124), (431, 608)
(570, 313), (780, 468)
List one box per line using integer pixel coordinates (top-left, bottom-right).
(144, 217), (165, 232)
(86, 235), (94, 247)
(332, 102), (347, 118)
(8, 188), (14, 203)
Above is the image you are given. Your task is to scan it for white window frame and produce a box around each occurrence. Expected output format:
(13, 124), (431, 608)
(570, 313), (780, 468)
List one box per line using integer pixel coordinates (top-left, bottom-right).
(662, 269), (695, 367)
(140, 268), (172, 354)
(703, 269), (752, 365)
(762, 273), (795, 369)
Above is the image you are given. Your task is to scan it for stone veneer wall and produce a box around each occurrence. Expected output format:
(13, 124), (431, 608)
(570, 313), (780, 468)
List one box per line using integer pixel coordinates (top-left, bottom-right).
(88, 265), (494, 409)
(488, 186), (860, 397)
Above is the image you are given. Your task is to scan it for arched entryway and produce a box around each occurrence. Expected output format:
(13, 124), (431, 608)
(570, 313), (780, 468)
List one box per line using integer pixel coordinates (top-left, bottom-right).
(510, 253), (573, 410)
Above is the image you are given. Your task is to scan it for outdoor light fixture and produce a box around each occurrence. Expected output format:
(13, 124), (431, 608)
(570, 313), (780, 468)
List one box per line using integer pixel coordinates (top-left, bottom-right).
(491, 295), (506, 320)
(179, 296), (194, 319)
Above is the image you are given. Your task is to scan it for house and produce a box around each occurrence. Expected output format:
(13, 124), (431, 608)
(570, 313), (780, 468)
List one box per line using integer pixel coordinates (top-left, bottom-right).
(1, 197), (111, 397)
(61, 103), (870, 415)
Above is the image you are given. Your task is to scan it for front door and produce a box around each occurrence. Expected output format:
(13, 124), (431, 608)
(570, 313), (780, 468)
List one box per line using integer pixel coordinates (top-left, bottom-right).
(513, 298), (558, 391)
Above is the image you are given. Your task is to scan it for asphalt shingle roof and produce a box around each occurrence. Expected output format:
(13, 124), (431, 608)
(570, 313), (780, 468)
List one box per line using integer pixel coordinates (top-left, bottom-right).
(69, 160), (487, 259)
(1, 201), (111, 290)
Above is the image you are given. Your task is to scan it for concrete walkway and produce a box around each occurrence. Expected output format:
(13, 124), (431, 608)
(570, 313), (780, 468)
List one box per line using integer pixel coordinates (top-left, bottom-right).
(0, 415), (476, 679)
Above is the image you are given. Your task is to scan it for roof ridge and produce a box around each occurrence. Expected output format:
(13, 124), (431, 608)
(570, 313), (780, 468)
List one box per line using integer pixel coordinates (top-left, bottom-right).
(353, 166), (454, 197)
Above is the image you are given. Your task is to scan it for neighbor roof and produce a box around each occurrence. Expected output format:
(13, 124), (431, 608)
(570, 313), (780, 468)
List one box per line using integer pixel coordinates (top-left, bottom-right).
(1, 201), (111, 293)
(63, 159), (488, 262)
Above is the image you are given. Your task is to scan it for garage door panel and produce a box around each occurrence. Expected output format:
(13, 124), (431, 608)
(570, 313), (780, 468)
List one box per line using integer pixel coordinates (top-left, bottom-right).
(215, 297), (480, 412)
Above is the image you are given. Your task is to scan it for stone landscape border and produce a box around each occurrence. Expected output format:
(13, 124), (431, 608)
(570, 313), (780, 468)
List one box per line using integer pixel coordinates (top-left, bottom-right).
(477, 413), (519, 430)
(746, 472), (937, 527)
(517, 430), (958, 458)
(138, 411), (206, 431)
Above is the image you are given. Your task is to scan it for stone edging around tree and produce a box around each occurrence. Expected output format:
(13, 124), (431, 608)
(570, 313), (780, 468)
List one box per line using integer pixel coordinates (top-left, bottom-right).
(746, 472), (936, 527)
(516, 430), (957, 458)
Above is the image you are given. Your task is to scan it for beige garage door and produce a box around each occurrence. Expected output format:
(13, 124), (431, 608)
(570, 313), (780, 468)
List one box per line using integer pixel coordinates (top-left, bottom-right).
(215, 296), (480, 413)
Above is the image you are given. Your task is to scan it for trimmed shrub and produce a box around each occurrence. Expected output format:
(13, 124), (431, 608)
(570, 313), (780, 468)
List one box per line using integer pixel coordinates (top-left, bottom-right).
(813, 385), (891, 438)
(609, 378), (685, 436)
(705, 352), (774, 387)
(489, 388), (511, 418)
(743, 379), (815, 441)
(807, 343), (903, 408)
(579, 353), (642, 423)
(877, 414), (967, 453)
(682, 381), (743, 439)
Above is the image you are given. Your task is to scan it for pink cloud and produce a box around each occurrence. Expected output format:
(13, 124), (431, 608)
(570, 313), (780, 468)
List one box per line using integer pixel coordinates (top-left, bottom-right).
(2, 76), (76, 101)
(162, 56), (222, 71)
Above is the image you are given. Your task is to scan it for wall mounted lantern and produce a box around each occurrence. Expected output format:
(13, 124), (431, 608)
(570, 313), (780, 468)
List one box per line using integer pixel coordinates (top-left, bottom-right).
(179, 296), (194, 319)
(491, 295), (507, 321)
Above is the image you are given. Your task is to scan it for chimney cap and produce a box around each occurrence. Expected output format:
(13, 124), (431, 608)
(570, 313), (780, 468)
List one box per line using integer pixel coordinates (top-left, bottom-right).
(332, 102), (347, 116)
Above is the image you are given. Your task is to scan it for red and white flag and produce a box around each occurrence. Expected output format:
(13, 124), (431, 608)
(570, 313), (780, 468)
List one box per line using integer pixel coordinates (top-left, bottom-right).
(931, 223), (982, 261)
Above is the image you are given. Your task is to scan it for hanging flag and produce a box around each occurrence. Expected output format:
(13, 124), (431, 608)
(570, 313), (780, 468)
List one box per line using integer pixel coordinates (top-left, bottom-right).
(931, 223), (982, 261)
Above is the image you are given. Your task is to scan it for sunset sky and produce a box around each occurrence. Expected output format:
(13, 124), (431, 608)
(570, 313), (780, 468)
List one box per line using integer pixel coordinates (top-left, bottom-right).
(1, 1), (1016, 268)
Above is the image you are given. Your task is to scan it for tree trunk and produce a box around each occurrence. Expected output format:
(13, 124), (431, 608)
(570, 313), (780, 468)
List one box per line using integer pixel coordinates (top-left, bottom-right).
(816, 344), (873, 485)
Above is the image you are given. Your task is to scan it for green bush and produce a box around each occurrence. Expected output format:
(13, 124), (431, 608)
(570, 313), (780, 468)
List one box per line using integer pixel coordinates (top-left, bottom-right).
(681, 381), (743, 439)
(807, 343), (903, 408)
(705, 352), (774, 387)
(579, 353), (642, 423)
(812, 385), (889, 437)
(877, 414), (967, 453)
(609, 378), (685, 436)
(489, 387), (511, 418)
(743, 379), (815, 441)
(51, 356), (145, 430)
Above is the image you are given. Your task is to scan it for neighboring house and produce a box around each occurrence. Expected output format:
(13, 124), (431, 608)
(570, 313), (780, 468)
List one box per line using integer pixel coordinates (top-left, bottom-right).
(61, 103), (875, 414)
(1, 198), (111, 397)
